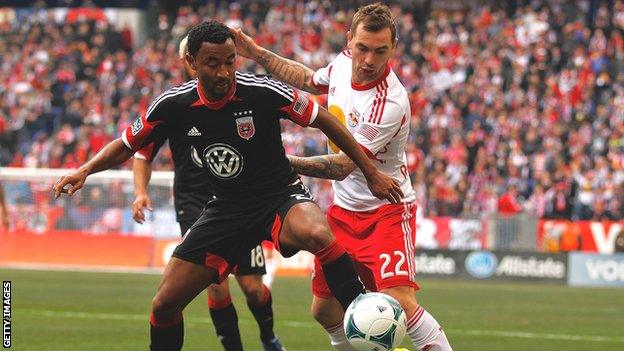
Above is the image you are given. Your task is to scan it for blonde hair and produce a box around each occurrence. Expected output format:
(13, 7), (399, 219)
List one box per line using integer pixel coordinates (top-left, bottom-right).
(178, 36), (189, 60)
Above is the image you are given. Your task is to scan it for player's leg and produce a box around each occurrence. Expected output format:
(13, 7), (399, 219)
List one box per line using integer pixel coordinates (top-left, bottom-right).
(179, 218), (243, 351)
(235, 243), (284, 351)
(207, 279), (244, 351)
(150, 257), (216, 351)
(311, 294), (355, 351)
(381, 286), (451, 351)
(261, 242), (277, 288)
(170, 205), (249, 351)
(308, 203), (382, 350)
(236, 274), (284, 351)
(276, 201), (364, 310)
(374, 203), (452, 351)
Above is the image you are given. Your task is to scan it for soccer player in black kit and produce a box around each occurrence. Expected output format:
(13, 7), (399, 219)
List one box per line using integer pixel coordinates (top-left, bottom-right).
(53, 21), (403, 351)
(132, 36), (283, 351)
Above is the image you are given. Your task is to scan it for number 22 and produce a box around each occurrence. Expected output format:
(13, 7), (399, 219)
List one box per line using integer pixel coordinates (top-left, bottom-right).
(379, 251), (408, 279)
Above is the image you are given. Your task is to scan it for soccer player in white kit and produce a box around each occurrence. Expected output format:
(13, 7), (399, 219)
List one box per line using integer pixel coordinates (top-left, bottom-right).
(232, 3), (452, 351)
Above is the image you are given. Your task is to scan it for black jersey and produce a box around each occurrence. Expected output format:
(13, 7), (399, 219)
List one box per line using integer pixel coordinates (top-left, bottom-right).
(135, 137), (211, 221)
(123, 72), (319, 205)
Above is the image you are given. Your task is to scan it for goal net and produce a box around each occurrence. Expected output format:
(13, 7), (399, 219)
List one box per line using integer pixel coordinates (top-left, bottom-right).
(0, 167), (315, 274)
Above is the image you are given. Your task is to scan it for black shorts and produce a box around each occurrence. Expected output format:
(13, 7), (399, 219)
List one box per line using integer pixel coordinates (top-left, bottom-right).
(172, 180), (314, 283)
(178, 219), (267, 276)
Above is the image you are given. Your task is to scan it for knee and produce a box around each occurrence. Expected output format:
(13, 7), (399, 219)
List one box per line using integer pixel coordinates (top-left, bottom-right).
(151, 294), (179, 320)
(240, 280), (265, 305)
(207, 284), (230, 302)
(311, 299), (343, 328)
(311, 302), (330, 327)
(301, 224), (334, 253)
(385, 291), (418, 317)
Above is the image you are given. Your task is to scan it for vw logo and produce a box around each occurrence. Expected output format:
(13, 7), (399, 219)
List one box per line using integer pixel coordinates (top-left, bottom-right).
(191, 143), (243, 179)
(465, 251), (498, 279)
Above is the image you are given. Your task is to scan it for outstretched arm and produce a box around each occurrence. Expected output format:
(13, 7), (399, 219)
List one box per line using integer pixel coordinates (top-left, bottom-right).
(53, 138), (134, 198)
(287, 153), (356, 181)
(308, 108), (403, 203)
(132, 157), (154, 224)
(230, 27), (321, 95)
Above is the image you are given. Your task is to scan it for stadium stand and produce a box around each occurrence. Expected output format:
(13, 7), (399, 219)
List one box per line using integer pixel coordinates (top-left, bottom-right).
(0, 0), (622, 223)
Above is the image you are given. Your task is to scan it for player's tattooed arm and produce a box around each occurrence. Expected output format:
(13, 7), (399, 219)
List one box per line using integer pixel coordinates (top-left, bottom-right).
(230, 27), (321, 94)
(255, 49), (321, 94)
(287, 154), (356, 180)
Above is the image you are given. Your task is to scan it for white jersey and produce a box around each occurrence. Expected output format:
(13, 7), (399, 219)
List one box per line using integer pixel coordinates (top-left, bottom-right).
(312, 50), (416, 211)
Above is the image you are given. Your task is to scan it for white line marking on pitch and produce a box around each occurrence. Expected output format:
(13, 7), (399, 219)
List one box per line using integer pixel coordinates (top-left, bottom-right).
(21, 309), (624, 343)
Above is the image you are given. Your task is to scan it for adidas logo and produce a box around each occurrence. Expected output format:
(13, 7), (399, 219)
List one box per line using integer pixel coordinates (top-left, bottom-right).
(187, 126), (202, 136)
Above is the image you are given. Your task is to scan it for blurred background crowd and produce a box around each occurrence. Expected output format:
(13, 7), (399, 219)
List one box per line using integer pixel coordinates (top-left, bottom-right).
(0, 0), (623, 220)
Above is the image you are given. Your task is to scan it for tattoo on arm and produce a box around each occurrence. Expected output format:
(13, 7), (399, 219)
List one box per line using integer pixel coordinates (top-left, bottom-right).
(289, 154), (356, 180)
(257, 50), (319, 94)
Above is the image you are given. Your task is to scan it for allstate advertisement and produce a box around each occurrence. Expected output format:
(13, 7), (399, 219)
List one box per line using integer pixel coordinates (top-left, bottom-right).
(416, 250), (568, 283)
(463, 251), (567, 282)
(568, 252), (624, 287)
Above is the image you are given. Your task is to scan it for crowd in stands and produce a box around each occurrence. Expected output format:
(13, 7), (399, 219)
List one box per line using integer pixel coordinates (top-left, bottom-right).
(0, 0), (623, 221)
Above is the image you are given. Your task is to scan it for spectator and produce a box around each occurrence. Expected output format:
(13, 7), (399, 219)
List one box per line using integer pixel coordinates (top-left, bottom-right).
(1, 1), (623, 221)
(498, 184), (522, 215)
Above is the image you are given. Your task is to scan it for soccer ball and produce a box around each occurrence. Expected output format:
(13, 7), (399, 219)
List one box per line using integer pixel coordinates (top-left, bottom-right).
(343, 293), (407, 351)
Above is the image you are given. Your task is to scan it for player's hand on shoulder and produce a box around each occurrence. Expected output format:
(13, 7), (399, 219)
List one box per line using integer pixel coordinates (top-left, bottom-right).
(366, 170), (404, 204)
(229, 26), (258, 59)
(53, 168), (88, 199)
(132, 193), (153, 224)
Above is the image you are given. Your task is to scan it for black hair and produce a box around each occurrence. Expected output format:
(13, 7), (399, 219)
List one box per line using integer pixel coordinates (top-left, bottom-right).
(187, 21), (235, 57)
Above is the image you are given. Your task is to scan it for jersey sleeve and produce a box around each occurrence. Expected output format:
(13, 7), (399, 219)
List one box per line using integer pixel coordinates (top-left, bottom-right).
(134, 136), (166, 163)
(261, 77), (319, 127)
(354, 101), (406, 155)
(121, 92), (173, 152)
(310, 63), (332, 94)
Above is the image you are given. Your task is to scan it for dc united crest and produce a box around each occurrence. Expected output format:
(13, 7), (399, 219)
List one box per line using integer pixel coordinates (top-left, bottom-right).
(235, 116), (255, 140)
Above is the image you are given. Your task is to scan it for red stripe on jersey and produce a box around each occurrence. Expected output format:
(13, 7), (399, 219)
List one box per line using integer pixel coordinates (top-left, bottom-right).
(190, 99), (203, 107)
(375, 89), (388, 124)
(368, 87), (379, 123)
(351, 65), (390, 91)
(368, 86), (383, 123)
(122, 114), (163, 151)
(341, 50), (352, 58)
(372, 81), (389, 124)
(196, 80), (236, 110)
(359, 143), (383, 162)
(388, 114), (406, 139)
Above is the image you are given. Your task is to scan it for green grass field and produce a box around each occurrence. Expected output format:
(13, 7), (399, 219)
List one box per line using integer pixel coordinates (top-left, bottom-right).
(2, 268), (623, 351)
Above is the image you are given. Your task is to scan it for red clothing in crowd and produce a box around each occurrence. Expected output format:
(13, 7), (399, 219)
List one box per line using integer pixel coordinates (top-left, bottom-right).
(498, 193), (521, 214)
